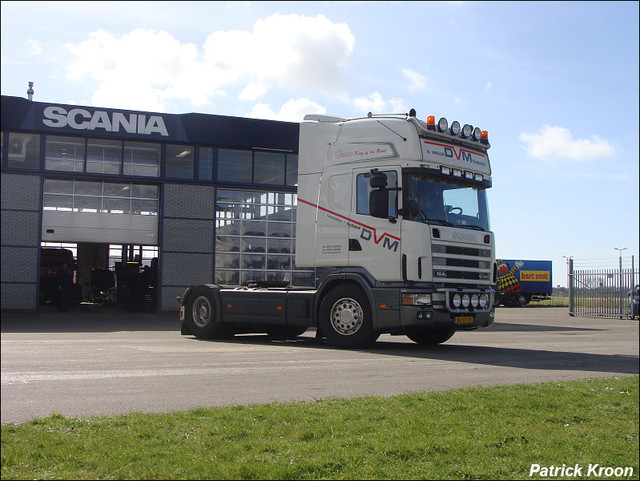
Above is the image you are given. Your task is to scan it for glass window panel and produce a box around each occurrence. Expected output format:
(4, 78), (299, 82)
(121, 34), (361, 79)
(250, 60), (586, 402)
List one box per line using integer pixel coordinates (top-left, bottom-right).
(123, 141), (160, 177)
(104, 182), (131, 197)
(217, 149), (252, 183)
(43, 194), (73, 209)
(242, 220), (266, 236)
(268, 206), (294, 222)
(131, 199), (158, 215)
(254, 151), (285, 185)
(286, 154), (298, 186)
(45, 136), (85, 172)
(87, 138), (121, 174)
(215, 253), (239, 269)
(214, 188), (305, 287)
(216, 236), (240, 252)
(166, 144), (194, 179)
(215, 270), (239, 285)
(268, 223), (292, 238)
(103, 197), (130, 214)
(241, 270), (265, 284)
(216, 219), (241, 236)
(216, 203), (242, 219)
(216, 189), (243, 203)
(267, 255), (291, 270)
(242, 238), (266, 253)
(198, 146), (214, 181)
(44, 178), (74, 194)
(8, 132), (40, 169)
(74, 180), (102, 195)
(132, 184), (158, 199)
(242, 254), (265, 270)
(266, 271), (289, 283)
(75, 196), (101, 212)
(267, 238), (291, 253)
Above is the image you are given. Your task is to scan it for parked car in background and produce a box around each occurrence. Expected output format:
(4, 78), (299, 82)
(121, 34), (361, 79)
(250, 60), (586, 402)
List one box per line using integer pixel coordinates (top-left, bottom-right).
(630, 284), (639, 319)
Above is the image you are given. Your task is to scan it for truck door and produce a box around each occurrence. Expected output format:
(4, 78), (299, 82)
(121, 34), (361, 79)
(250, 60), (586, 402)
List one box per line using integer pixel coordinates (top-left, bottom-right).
(348, 168), (402, 281)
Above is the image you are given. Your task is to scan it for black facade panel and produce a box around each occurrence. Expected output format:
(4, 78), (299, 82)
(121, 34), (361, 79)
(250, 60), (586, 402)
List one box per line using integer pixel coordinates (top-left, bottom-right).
(0, 95), (299, 151)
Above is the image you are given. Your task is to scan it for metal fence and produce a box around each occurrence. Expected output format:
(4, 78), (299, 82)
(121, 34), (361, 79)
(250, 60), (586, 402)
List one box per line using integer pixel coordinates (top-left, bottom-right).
(568, 257), (638, 318)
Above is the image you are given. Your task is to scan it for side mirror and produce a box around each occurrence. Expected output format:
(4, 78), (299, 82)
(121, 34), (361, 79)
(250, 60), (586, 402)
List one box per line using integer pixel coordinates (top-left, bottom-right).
(369, 189), (389, 219)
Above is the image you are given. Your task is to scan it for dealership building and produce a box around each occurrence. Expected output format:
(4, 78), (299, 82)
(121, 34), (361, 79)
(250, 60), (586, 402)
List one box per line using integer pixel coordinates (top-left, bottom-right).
(1, 94), (312, 312)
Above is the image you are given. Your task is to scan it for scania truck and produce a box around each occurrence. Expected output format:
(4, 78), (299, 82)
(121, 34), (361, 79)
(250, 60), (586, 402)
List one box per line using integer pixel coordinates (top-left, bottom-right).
(179, 109), (496, 348)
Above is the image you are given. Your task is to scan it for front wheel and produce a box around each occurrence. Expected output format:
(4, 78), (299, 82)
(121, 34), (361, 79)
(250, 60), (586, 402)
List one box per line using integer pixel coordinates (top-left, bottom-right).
(186, 286), (235, 340)
(407, 328), (455, 346)
(318, 285), (378, 349)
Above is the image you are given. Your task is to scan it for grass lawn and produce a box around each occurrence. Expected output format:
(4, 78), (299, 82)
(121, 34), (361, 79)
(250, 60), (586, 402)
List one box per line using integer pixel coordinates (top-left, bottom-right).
(1, 376), (638, 480)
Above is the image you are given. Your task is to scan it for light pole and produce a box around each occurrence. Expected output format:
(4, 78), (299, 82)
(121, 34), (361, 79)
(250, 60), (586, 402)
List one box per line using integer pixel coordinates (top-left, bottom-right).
(614, 247), (627, 318)
(563, 256), (574, 315)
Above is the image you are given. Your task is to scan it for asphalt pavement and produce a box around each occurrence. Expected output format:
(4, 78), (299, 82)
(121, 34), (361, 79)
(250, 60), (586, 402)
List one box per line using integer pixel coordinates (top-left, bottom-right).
(1, 305), (638, 424)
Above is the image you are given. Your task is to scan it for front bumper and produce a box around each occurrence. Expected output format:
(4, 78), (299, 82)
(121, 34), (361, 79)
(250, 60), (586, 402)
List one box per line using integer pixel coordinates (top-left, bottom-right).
(398, 304), (494, 330)
(374, 287), (495, 332)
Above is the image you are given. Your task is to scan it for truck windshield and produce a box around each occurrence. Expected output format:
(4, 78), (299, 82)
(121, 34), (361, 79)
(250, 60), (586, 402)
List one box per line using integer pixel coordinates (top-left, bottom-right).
(402, 173), (490, 231)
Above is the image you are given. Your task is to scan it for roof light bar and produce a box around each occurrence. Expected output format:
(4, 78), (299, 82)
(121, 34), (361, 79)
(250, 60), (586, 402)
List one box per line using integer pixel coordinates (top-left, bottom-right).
(472, 127), (482, 141)
(422, 114), (487, 144)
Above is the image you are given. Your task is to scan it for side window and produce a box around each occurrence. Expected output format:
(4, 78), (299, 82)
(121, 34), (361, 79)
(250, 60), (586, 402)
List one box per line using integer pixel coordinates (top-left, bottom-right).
(356, 170), (398, 218)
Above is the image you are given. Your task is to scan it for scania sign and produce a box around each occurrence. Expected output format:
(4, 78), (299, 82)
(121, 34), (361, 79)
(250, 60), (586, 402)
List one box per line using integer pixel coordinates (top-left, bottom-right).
(42, 106), (169, 137)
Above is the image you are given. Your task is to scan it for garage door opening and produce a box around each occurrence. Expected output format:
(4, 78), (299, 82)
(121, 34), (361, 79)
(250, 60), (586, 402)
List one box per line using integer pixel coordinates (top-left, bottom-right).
(40, 242), (158, 311)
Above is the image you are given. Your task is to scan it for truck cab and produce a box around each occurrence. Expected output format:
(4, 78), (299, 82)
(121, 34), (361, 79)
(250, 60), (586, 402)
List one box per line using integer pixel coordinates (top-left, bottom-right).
(295, 111), (495, 342)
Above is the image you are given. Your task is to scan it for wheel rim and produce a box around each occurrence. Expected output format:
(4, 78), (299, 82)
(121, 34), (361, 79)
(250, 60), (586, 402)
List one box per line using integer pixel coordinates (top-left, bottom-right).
(192, 295), (212, 328)
(330, 297), (363, 336)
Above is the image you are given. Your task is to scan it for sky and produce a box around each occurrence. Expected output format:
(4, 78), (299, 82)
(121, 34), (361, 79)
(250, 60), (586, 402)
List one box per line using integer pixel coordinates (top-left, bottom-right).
(1, 1), (638, 287)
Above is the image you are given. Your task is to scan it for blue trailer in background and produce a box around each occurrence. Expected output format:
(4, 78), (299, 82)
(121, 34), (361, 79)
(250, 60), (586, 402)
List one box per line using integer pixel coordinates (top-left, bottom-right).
(496, 259), (553, 307)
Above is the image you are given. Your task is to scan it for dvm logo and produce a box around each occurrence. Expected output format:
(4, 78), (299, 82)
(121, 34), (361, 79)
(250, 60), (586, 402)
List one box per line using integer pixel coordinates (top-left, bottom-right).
(444, 147), (474, 162)
(360, 228), (399, 252)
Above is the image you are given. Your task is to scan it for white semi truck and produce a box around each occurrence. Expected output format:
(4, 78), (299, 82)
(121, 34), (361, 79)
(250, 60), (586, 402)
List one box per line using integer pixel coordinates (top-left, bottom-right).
(179, 109), (496, 348)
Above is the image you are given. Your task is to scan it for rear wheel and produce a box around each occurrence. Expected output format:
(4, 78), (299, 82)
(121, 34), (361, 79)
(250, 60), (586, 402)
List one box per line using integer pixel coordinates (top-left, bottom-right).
(186, 286), (235, 340)
(318, 285), (378, 348)
(407, 328), (455, 346)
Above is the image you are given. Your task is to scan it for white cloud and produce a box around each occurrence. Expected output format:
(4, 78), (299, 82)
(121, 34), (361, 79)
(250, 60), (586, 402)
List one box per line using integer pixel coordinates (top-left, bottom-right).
(63, 13), (355, 111)
(352, 92), (407, 115)
(245, 98), (327, 122)
(520, 125), (616, 160)
(402, 68), (427, 91)
(27, 39), (42, 55)
(65, 28), (214, 110)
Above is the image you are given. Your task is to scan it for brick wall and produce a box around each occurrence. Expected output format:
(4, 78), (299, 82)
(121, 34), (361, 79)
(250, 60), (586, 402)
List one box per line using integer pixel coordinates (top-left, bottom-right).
(1, 173), (41, 310)
(160, 184), (215, 310)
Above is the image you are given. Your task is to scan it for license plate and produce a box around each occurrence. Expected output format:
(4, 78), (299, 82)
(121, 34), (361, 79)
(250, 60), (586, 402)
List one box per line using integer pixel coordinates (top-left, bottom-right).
(455, 316), (474, 325)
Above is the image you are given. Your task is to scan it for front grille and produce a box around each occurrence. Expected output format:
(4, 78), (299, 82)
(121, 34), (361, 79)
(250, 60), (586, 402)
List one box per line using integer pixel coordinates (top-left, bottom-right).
(431, 242), (493, 284)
